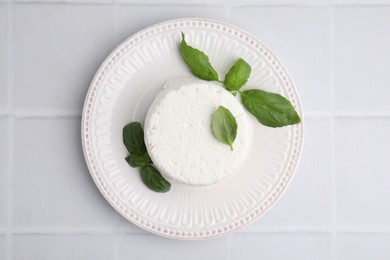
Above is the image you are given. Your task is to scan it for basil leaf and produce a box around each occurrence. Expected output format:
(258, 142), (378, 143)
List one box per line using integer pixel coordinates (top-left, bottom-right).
(179, 32), (219, 81)
(211, 106), (237, 151)
(123, 122), (170, 193)
(224, 58), (251, 91)
(240, 89), (301, 127)
(123, 122), (147, 155)
(140, 165), (171, 193)
(125, 153), (152, 168)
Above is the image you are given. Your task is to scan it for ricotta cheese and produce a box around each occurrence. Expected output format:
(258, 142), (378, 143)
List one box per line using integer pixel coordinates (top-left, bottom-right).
(144, 77), (252, 186)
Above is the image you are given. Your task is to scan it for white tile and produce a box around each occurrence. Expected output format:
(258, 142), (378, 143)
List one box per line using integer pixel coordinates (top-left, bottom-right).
(334, 0), (390, 5)
(118, 0), (331, 4)
(229, 0), (331, 4)
(13, 118), (122, 229)
(230, 7), (330, 114)
(337, 234), (390, 260)
(230, 234), (331, 260)
(0, 236), (6, 260)
(0, 4), (8, 111)
(118, 0), (229, 5)
(251, 118), (332, 228)
(13, 234), (117, 260)
(118, 5), (228, 42)
(336, 118), (390, 226)
(119, 234), (229, 259)
(335, 7), (390, 113)
(0, 117), (8, 228)
(13, 4), (117, 114)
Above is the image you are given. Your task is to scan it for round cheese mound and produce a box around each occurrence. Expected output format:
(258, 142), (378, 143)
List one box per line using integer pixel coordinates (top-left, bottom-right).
(144, 77), (252, 186)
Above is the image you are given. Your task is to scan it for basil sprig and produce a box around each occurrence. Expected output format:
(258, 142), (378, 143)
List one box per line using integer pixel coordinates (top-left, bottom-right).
(179, 32), (218, 81)
(211, 106), (238, 151)
(179, 32), (301, 128)
(123, 122), (171, 193)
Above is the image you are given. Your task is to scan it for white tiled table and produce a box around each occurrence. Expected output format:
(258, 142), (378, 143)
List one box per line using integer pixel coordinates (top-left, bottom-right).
(1, 0), (390, 259)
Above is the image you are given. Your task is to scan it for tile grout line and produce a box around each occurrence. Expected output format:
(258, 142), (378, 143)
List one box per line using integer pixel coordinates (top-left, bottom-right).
(329, 4), (337, 260)
(6, 0), (14, 258)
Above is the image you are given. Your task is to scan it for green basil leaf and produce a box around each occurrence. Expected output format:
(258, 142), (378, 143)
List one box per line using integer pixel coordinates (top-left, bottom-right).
(123, 122), (147, 155)
(179, 32), (219, 81)
(240, 89), (301, 127)
(125, 153), (152, 168)
(224, 58), (251, 91)
(211, 106), (238, 151)
(140, 165), (171, 193)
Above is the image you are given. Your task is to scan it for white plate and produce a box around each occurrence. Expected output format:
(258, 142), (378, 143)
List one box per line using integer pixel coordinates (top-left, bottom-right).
(81, 18), (304, 240)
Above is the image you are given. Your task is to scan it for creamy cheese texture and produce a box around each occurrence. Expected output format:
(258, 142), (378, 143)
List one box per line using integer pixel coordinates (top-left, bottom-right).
(144, 77), (252, 186)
